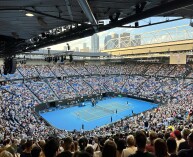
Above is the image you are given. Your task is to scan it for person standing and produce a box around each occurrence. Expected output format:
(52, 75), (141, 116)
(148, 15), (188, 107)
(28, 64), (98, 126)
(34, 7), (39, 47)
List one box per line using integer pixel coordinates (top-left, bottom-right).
(129, 131), (154, 157)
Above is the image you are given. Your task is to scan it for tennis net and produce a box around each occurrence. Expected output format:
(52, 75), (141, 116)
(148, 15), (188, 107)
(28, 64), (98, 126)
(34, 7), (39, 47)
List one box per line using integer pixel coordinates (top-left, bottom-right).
(95, 105), (114, 114)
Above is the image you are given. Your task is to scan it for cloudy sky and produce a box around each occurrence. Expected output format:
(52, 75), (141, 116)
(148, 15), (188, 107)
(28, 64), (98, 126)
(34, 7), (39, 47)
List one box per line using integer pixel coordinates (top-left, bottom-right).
(42, 17), (191, 52)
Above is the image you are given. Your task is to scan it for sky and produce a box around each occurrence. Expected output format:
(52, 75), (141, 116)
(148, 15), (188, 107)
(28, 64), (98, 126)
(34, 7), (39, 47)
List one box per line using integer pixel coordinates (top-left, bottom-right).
(42, 17), (191, 52)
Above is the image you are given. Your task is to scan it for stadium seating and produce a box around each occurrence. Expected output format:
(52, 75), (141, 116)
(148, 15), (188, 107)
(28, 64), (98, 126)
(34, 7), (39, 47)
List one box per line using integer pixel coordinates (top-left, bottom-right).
(0, 62), (192, 144)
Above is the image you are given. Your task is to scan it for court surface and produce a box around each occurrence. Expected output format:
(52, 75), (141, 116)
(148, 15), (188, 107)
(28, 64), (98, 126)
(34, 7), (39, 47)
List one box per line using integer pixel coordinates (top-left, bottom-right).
(40, 97), (157, 131)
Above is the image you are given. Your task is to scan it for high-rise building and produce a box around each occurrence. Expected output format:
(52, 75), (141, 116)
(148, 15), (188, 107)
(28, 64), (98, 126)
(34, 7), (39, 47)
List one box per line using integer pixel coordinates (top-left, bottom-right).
(111, 33), (119, 49)
(91, 34), (99, 52)
(104, 33), (119, 49)
(75, 47), (79, 52)
(104, 35), (111, 50)
(131, 35), (141, 47)
(111, 33), (119, 39)
(83, 43), (87, 49)
(80, 43), (90, 52)
(120, 33), (130, 48)
(64, 46), (67, 51)
(135, 35), (141, 46)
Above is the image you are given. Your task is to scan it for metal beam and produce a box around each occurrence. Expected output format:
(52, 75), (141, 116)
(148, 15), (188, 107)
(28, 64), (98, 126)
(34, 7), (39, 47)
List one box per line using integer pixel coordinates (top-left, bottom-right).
(64, 0), (74, 21)
(3, 0), (193, 54)
(99, 0), (193, 31)
(77, 0), (98, 32)
(119, 17), (185, 28)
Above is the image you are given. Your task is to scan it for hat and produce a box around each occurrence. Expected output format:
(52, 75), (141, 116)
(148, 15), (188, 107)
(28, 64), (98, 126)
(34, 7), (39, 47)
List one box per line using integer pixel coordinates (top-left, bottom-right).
(174, 130), (181, 137)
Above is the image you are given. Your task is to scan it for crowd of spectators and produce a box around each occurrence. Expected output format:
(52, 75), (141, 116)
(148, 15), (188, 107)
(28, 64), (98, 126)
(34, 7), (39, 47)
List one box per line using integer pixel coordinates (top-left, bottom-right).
(145, 64), (161, 76)
(25, 80), (58, 102)
(49, 65), (68, 77)
(84, 65), (100, 75)
(0, 63), (192, 157)
(35, 66), (55, 78)
(169, 65), (188, 77)
(61, 65), (79, 76)
(84, 77), (107, 94)
(17, 65), (39, 78)
(156, 65), (176, 76)
(72, 65), (90, 76)
(68, 78), (95, 97)
(2, 69), (23, 80)
(48, 78), (77, 99)
(1, 63), (192, 79)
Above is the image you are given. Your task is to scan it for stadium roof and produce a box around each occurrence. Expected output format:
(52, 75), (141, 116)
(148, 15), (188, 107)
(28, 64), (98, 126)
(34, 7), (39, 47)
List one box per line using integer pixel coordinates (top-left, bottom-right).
(1, 0), (193, 56)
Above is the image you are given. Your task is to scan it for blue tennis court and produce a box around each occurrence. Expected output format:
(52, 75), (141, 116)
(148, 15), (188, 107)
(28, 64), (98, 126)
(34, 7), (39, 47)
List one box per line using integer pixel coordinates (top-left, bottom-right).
(40, 97), (157, 131)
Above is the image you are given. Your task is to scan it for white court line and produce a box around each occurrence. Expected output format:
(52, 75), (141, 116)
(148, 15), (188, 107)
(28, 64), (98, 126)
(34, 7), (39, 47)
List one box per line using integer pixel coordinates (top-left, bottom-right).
(73, 107), (108, 122)
(73, 102), (134, 122)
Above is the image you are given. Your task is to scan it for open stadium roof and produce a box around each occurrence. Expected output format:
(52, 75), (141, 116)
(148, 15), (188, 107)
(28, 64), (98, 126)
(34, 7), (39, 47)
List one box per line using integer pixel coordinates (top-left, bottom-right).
(1, 0), (193, 56)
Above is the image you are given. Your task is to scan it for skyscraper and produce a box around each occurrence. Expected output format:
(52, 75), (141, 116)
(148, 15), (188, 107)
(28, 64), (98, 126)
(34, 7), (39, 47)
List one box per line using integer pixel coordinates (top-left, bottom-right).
(120, 32), (130, 48)
(80, 43), (90, 52)
(111, 33), (119, 49)
(75, 47), (79, 52)
(83, 43), (87, 49)
(91, 34), (99, 52)
(104, 35), (111, 50)
(131, 35), (141, 46)
(135, 35), (141, 46)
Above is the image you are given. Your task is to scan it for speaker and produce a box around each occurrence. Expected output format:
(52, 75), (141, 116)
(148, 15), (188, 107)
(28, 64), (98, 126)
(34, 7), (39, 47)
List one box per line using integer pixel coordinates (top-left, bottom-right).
(10, 58), (16, 74)
(3, 58), (16, 75)
(69, 55), (73, 62)
(49, 101), (56, 107)
(135, 21), (139, 28)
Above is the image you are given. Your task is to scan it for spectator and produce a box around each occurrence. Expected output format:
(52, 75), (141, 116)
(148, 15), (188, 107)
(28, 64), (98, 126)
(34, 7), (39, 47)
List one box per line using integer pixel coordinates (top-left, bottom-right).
(85, 146), (94, 157)
(122, 135), (137, 157)
(116, 139), (126, 157)
(173, 130), (185, 151)
(78, 138), (88, 152)
(154, 138), (168, 157)
(178, 133), (193, 157)
(146, 131), (157, 154)
(102, 140), (116, 157)
(58, 137), (73, 157)
(31, 147), (41, 157)
(20, 140), (33, 157)
(178, 128), (191, 151)
(129, 131), (154, 157)
(166, 137), (177, 157)
(43, 138), (59, 157)
(0, 150), (13, 157)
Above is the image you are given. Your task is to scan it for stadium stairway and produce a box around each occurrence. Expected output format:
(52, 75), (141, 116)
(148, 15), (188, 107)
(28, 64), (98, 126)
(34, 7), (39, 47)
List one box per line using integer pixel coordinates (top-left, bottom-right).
(128, 62), (137, 75)
(167, 65), (177, 77)
(154, 64), (164, 76)
(141, 64), (151, 75)
(66, 81), (80, 97)
(47, 66), (58, 78)
(95, 65), (102, 75)
(70, 65), (81, 76)
(59, 65), (72, 77)
(82, 78), (96, 94)
(24, 82), (42, 103)
(183, 64), (193, 78)
(16, 67), (25, 79)
(44, 79), (60, 100)
(120, 76), (128, 93)
(82, 65), (91, 76)
(135, 76), (151, 94)
(34, 66), (42, 78)
(59, 65), (68, 76)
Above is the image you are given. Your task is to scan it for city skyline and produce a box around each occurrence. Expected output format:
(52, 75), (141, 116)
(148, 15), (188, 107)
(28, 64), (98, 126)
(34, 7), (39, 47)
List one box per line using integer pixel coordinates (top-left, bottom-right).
(91, 34), (99, 52)
(43, 18), (191, 52)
